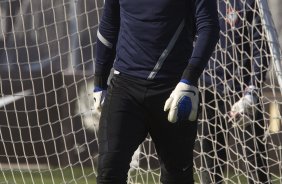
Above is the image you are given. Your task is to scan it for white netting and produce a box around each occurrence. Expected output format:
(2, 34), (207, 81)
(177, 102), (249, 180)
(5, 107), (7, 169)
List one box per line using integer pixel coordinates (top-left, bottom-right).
(0, 0), (281, 184)
(0, 0), (103, 183)
(194, 0), (282, 183)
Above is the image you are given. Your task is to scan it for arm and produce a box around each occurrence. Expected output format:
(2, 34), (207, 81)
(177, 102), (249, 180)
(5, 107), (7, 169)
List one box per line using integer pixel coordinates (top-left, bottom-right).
(93, 0), (120, 111)
(247, 0), (269, 89)
(164, 0), (220, 123)
(229, 0), (270, 126)
(94, 0), (120, 89)
(182, 0), (220, 85)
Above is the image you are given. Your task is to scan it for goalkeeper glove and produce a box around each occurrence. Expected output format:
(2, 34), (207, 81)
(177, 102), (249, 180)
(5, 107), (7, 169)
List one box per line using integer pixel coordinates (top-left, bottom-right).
(164, 80), (199, 123)
(229, 85), (258, 127)
(93, 87), (107, 112)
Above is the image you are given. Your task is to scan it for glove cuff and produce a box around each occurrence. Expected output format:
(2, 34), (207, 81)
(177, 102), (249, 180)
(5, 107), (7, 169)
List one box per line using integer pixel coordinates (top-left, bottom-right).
(180, 79), (192, 85)
(181, 65), (200, 86)
(94, 74), (108, 90)
(94, 86), (104, 92)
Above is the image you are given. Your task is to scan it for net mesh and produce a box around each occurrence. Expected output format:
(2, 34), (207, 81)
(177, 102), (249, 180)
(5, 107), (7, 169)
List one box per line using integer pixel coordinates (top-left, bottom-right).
(0, 0), (281, 183)
(194, 0), (282, 183)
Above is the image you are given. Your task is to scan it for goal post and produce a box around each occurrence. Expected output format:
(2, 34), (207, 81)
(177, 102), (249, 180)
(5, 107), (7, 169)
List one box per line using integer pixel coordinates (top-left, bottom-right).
(258, 0), (282, 94)
(0, 0), (282, 184)
(257, 0), (282, 135)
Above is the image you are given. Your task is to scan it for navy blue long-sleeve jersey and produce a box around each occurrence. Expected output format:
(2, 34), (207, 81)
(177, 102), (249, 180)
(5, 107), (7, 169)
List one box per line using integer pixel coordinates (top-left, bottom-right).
(202, 0), (270, 93)
(95, 0), (220, 89)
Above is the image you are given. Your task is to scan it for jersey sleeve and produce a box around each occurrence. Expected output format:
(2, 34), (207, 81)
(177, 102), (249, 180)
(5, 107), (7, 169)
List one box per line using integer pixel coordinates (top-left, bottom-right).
(182, 0), (220, 85)
(246, 0), (270, 89)
(94, 0), (120, 89)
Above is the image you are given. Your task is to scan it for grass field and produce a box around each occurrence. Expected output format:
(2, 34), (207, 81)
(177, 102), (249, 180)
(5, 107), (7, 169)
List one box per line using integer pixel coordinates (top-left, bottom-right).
(0, 167), (281, 184)
(0, 166), (96, 184)
(2, 167), (156, 184)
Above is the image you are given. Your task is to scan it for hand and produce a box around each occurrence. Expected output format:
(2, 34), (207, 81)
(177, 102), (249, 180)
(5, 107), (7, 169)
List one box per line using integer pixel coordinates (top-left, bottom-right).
(93, 87), (107, 112)
(164, 81), (199, 123)
(229, 86), (258, 127)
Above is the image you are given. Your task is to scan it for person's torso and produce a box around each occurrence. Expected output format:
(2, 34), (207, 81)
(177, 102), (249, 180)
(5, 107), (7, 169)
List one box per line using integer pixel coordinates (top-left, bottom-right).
(114, 0), (195, 81)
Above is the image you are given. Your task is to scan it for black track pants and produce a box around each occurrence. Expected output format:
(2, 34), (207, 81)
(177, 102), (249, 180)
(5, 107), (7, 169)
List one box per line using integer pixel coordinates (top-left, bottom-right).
(97, 73), (198, 184)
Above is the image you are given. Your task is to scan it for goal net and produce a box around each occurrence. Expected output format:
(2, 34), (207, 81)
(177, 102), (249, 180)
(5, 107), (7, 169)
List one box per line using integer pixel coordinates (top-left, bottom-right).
(195, 0), (282, 183)
(0, 0), (281, 184)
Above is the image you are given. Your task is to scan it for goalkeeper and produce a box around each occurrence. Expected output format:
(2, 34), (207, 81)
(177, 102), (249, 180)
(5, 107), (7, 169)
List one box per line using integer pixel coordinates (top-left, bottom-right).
(198, 0), (271, 183)
(93, 0), (219, 183)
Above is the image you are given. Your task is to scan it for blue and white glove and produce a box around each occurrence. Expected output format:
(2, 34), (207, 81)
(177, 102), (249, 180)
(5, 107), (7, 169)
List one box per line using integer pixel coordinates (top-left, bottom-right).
(164, 80), (199, 123)
(229, 85), (258, 127)
(93, 87), (107, 112)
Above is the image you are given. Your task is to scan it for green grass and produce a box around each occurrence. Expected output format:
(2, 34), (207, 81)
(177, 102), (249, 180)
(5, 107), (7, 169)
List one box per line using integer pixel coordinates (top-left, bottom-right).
(0, 166), (96, 184)
(0, 167), (281, 184)
(0, 167), (159, 184)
